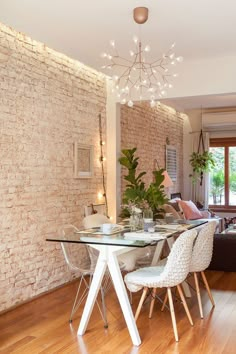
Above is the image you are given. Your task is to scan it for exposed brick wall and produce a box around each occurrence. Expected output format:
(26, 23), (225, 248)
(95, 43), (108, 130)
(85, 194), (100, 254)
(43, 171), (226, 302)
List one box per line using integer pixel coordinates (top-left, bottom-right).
(0, 23), (107, 312)
(120, 102), (185, 200)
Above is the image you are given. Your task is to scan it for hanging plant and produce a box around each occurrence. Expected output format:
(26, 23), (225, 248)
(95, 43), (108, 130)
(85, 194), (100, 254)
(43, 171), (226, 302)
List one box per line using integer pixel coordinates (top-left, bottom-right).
(189, 130), (215, 186)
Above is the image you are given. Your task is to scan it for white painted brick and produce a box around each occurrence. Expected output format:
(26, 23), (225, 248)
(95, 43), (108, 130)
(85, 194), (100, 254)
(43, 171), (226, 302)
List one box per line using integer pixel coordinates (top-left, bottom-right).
(120, 102), (186, 199)
(0, 22), (107, 312)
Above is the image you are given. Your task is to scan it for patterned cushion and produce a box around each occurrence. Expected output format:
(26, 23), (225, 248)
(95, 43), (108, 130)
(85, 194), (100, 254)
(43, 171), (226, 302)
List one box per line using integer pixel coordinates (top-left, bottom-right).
(162, 204), (183, 219)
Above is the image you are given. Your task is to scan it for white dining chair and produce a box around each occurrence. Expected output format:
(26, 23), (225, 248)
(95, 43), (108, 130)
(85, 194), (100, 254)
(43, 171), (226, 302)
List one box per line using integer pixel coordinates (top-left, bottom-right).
(189, 220), (217, 318)
(60, 224), (107, 326)
(124, 229), (197, 342)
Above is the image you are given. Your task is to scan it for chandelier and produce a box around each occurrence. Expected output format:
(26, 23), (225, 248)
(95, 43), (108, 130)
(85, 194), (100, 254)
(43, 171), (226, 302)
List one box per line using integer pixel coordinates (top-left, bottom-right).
(101, 7), (183, 107)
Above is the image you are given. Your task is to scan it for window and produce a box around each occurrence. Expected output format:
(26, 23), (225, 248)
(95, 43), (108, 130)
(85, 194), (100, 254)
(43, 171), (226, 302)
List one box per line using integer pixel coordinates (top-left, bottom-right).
(166, 145), (177, 182)
(209, 138), (236, 210)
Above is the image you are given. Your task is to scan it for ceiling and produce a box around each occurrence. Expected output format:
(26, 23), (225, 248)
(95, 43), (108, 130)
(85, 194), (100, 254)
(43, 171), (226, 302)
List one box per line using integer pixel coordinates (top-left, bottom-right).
(1, 0), (236, 110)
(161, 93), (236, 112)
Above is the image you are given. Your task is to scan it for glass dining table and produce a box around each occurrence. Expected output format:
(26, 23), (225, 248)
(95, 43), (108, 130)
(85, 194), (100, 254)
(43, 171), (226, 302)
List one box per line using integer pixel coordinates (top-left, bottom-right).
(46, 219), (207, 346)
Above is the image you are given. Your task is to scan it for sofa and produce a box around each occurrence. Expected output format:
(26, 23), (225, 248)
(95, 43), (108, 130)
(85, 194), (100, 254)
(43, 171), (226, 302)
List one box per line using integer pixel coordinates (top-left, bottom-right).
(208, 232), (236, 272)
(162, 200), (222, 231)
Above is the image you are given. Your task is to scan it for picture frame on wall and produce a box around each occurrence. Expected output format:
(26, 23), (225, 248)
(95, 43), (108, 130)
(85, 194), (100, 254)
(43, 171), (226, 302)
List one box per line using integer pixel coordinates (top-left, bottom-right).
(74, 143), (94, 178)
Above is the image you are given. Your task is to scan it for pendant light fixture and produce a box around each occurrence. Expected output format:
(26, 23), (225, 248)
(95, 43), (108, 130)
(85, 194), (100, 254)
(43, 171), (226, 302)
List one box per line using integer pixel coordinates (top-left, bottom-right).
(101, 7), (183, 107)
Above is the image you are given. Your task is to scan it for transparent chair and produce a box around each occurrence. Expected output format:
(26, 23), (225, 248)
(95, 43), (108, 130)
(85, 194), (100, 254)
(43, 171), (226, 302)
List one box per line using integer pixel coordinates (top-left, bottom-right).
(60, 224), (107, 326)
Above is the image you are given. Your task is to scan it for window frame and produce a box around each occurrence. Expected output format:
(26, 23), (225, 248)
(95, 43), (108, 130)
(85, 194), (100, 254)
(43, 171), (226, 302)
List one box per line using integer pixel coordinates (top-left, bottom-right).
(209, 137), (236, 212)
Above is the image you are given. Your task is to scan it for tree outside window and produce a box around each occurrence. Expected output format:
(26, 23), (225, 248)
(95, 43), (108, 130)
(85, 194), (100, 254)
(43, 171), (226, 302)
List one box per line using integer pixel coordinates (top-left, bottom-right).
(209, 138), (236, 209)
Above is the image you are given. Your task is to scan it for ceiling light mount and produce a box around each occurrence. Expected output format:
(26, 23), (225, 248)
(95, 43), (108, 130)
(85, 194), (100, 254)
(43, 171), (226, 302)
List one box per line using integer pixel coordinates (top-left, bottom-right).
(133, 7), (149, 24)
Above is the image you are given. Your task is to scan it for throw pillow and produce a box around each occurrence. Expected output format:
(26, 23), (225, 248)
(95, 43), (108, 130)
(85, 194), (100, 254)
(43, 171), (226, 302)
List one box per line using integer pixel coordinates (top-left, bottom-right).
(178, 200), (203, 220)
(162, 204), (183, 220)
(168, 199), (181, 212)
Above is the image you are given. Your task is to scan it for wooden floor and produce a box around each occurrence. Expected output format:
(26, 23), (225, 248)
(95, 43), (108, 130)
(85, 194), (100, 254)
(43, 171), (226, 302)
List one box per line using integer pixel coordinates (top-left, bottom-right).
(1, 271), (236, 354)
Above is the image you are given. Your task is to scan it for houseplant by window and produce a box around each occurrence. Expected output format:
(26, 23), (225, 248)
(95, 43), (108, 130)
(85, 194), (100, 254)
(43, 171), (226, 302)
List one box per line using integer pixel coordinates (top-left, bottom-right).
(119, 148), (168, 220)
(189, 130), (215, 186)
(189, 150), (215, 186)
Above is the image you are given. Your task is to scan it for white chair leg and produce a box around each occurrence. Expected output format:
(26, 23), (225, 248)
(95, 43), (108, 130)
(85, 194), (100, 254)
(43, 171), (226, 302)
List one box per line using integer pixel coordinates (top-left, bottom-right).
(194, 272), (203, 318)
(149, 288), (157, 318)
(135, 287), (148, 321)
(167, 287), (179, 342)
(177, 284), (193, 326)
(201, 271), (215, 307)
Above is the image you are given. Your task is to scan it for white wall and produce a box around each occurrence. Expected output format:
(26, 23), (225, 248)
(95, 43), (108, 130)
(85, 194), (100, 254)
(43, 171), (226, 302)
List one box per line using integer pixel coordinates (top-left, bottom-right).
(106, 81), (120, 222)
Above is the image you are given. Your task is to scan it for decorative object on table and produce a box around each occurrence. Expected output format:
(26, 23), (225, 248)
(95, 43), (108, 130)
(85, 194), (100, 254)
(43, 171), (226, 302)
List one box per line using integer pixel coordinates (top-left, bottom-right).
(165, 213), (174, 224)
(74, 143), (93, 178)
(143, 208), (154, 232)
(189, 129), (215, 186)
(118, 148), (168, 220)
(129, 206), (143, 231)
(101, 223), (119, 234)
(101, 6), (183, 108)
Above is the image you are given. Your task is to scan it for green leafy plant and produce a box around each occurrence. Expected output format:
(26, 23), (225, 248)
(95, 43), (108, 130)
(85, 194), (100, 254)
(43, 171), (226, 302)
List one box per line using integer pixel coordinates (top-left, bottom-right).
(210, 170), (224, 204)
(189, 151), (215, 186)
(119, 148), (168, 219)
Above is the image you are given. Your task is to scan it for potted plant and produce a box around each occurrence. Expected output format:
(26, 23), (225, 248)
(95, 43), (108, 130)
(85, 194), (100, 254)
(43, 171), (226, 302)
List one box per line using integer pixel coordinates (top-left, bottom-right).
(118, 148), (168, 220)
(189, 150), (215, 186)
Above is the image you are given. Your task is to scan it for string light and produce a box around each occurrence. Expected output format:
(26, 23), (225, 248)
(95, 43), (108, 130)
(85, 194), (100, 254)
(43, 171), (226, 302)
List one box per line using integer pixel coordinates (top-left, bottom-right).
(97, 191), (104, 200)
(98, 113), (109, 217)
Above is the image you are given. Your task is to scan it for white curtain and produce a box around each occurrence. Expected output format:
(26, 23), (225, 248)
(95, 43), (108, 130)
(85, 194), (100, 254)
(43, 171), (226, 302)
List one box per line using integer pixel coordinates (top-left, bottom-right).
(190, 131), (210, 208)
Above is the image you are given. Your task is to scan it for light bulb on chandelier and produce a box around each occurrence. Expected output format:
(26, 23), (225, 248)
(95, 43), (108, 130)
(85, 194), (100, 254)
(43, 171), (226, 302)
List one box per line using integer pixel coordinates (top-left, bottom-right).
(101, 7), (183, 107)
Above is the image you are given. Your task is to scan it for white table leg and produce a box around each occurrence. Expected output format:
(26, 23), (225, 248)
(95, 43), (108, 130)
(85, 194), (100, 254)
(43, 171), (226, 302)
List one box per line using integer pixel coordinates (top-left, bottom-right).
(166, 235), (175, 250)
(167, 235), (192, 298)
(107, 247), (141, 346)
(78, 249), (107, 335)
(151, 240), (165, 266)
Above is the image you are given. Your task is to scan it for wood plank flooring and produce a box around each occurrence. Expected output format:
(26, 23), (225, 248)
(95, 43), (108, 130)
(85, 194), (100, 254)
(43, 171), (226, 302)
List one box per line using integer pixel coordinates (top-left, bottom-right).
(0, 271), (236, 353)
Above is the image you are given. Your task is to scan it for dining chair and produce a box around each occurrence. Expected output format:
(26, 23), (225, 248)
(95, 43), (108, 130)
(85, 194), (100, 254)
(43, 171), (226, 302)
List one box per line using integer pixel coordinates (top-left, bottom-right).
(60, 224), (107, 326)
(189, 220), (217, 318)
(124, 229), (197, 342)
